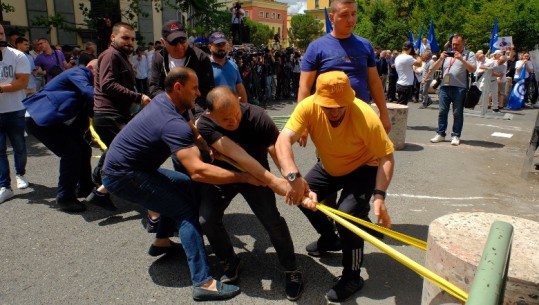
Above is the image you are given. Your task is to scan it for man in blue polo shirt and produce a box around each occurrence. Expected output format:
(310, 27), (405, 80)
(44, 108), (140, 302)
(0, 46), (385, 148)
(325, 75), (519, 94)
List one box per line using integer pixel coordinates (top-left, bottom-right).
(208, 32), (248, 103)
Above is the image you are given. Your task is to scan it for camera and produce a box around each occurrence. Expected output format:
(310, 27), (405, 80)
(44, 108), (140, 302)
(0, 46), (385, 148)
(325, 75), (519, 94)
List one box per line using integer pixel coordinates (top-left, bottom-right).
(234, 2), (242, 9)
(446, 51), (455, 57)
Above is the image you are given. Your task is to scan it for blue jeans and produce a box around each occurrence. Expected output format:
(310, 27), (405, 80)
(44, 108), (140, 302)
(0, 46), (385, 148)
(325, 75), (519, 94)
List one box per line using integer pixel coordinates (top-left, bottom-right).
(102, 169), (212, 287)
(199, 183), (297, 271)
(437, 86), (467, 137)
(0, 109), (27, 188)
(265, 75), (273, 100)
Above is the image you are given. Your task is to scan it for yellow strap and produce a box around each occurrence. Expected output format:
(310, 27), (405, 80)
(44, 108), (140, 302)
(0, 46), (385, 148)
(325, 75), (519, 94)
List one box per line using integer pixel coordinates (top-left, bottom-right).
(317, 204), (468, 302)
(318, 204), (427, 251)
(89, 118), (107, 151)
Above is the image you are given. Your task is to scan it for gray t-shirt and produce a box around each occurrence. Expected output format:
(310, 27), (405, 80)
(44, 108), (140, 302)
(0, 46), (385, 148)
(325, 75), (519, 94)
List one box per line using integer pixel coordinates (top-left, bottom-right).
(423, 59), (434, 81)
(441, 51), (476, 88)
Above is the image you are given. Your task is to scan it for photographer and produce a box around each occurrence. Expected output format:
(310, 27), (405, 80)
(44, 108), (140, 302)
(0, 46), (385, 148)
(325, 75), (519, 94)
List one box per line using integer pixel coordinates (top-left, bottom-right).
(230, 2), (245, 45)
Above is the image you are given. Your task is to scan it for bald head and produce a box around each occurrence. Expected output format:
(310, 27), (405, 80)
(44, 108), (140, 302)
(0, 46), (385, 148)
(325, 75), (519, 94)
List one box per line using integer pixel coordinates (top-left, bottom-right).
(206, 86), (239, 112)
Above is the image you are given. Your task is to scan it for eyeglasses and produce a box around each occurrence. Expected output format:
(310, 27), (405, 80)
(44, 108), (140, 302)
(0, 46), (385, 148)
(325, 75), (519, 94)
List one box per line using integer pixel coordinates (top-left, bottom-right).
(168, 37), (187, 46)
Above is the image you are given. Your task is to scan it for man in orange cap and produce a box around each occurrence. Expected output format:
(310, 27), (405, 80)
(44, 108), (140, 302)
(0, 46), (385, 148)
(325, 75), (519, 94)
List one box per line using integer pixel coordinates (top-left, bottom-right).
(276, 70), (395, 302)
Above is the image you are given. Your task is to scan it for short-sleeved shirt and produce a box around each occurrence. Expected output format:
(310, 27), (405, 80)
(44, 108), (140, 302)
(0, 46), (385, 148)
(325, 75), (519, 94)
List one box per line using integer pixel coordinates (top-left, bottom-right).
(211, 58), (242, 94)
(0, 47), (31, 113)
(24, 53), (36, 90)
(284, 97), (394, 177)
(102, 93), (194, 175)
(440, 51), (476, 88)
(197, 103), (279, 171)
(395, 54), (417, 86)
(300, 34), (376, 102)
(34, 50), (66, 83)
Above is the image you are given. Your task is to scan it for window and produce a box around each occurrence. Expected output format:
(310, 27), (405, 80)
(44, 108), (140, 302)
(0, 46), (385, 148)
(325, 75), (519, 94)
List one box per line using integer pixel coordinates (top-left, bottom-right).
(259, 11), (263, 18)
(315, 0), (320, 8)
(245, 10), (249, 17)
(272, 13), (276, 19)
(277, 13), (281, 20)
(265, 12), (270, 18)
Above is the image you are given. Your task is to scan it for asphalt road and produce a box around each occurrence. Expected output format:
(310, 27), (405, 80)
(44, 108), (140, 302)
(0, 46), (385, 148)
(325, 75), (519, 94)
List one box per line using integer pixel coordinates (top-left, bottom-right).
(1, 100), (538, 305)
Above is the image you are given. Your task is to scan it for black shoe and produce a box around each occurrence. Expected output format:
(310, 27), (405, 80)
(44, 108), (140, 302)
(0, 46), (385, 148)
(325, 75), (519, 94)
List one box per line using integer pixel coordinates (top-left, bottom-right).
(192, 280), (241, 301)
(75, 184), (94, 198)
(305, 235), (342, 257)
(220, 256), (242, 283)
(85, 189), (117, 211)
(285, 270), (304, 301)
(325, 276), (364, 302)
(56, 198), (87, 212)
(148, 242), (183, 257)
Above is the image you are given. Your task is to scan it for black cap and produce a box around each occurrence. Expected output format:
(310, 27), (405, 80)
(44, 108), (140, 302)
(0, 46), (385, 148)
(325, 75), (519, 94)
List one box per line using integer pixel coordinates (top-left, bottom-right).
(403, 41), (414, 50)
(209, 32), (227, 45)
(161, 20), (187, 43)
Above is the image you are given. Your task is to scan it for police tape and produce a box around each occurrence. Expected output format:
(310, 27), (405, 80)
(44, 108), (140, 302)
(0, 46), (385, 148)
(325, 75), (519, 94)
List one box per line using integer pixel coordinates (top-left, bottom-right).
(316, 204), (468, 302)
(89, 118), (108, 151)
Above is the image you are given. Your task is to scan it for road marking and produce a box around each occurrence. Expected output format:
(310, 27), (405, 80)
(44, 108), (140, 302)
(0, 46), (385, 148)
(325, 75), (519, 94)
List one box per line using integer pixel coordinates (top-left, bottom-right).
(391, 193), (498, 200)
(491, 132), (513, 138)
(473, 123), (523, 132)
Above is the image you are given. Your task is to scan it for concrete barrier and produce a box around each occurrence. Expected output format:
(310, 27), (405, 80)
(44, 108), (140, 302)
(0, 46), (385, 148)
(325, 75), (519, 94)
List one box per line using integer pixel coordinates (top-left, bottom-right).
(421, 212), (539, 305)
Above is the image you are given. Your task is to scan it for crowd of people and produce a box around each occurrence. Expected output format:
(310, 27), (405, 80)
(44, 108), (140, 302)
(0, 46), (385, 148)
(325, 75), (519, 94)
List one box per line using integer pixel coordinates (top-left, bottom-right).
(1, 0), (538, 302)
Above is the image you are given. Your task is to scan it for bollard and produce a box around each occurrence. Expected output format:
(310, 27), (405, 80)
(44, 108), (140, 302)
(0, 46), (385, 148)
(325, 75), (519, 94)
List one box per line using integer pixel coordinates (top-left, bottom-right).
(372, 103), (408, 150)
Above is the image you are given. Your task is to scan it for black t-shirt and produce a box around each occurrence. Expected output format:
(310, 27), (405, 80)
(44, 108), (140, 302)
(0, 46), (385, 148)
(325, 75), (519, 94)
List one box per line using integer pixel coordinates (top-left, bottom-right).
(197, 103), (279, 171)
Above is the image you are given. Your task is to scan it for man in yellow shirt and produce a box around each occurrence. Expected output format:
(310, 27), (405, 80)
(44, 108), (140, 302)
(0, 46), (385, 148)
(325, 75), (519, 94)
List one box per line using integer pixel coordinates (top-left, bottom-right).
(276, 71), (394, 302)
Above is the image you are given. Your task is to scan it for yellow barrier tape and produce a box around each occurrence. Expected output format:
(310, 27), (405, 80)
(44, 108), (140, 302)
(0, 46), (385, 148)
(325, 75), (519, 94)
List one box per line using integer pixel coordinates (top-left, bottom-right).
(316, 204), (468, 302)
(89, 118), (107, 151)
(319, 204), (427, 251)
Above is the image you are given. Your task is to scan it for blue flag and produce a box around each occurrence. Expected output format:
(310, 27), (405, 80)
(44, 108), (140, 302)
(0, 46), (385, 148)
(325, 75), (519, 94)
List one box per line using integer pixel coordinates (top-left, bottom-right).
(324, 8), (333, 34)
(408, 30), (414, 43)
(489, 18), (499, 52)
(506, 66), (527, 110)
(427, 21), (439, 52)
(415, 25), (424, 51)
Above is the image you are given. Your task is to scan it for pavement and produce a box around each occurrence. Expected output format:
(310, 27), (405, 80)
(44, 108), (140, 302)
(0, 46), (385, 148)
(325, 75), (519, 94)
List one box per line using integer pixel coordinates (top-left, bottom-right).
(1, 99), (538, 305)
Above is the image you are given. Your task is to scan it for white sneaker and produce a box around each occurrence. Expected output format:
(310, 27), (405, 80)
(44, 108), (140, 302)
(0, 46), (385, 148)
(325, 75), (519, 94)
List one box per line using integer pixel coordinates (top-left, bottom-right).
(430, 134), (445, 143)
(16, 175), (29, 189)
(451, 136), (460, 146)
(0, 187), (14, 203)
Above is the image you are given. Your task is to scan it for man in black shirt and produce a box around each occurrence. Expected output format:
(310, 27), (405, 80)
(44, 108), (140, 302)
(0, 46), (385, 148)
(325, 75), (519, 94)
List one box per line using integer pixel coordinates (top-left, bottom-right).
(196, 86), (305, 301)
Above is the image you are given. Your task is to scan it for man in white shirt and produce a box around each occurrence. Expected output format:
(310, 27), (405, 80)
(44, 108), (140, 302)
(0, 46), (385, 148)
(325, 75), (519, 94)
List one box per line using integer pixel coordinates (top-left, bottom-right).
(132, 47), (149, 94)
(395, 41), (422, 105)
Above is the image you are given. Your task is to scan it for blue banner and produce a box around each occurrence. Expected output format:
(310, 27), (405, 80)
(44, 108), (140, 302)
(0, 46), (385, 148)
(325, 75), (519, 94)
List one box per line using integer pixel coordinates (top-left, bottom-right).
(489, 18), (499, 52)
(415, 25), (424, 51)
(506, 66), (527, 110)
(324, 8), (333, 34)
(427, 21), (439, 52)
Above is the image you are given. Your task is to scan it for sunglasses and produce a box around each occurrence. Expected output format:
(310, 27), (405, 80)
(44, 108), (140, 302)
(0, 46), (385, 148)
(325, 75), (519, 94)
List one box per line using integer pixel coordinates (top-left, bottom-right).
(168, 37), (187, 46)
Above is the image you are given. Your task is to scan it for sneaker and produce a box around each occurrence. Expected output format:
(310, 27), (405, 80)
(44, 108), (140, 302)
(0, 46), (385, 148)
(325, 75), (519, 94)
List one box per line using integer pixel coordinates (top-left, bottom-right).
(85, 188), (117, 211)
(430, 134), (445, 143)
(16, 175), (29, 189)
(451, 136), (460, 146)
(220, 256), (242, 283)
(326, 276), (364, 302)
(56, 198), (87, 212)
(192, 280), (241, 301)
(305, 234), (342, 257)
(0, 187), (14, 204)
(285, 270), (304, 301)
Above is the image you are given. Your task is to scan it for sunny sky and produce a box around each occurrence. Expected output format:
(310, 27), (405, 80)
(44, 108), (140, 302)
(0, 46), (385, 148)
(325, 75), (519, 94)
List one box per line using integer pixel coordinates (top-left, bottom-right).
(282, 0), (307, 15)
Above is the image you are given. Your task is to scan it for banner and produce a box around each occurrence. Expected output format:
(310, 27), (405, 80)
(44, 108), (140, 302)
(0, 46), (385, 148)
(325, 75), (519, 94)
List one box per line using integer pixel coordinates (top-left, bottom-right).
(506, 66), (527, 110)
(495, 36), (512, 51)
(324, 8), (333, 34)
(427, 21), (439, 52)
(489, 19), (499, 52)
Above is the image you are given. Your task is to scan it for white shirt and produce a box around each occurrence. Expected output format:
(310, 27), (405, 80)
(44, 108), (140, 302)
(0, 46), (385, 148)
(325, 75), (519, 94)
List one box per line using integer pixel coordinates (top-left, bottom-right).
(0, 47), (31, 113)
(395, 54), (417, 86)
(515, 60), (533, 79)
(132, 54), (149, 79)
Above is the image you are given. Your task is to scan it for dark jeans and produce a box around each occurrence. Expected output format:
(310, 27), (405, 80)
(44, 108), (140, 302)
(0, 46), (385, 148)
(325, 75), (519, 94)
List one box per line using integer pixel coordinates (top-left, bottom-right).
(396, 84), (414, 105)
(135, 78), (148, 95)
(102, 168), (212, 286)
(387, 74), (398, 101)
(301, 162), (377, 279)
(0, 109), (27, 188)
(26, 116), (93, 201)
(437, 86), (467, 137)
(231, 23), (242, 45)
(199, 183), (297, 271)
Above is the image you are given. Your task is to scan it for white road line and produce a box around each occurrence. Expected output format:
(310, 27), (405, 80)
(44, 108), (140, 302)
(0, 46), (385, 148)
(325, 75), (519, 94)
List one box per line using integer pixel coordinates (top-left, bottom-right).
(391, 193), (498, 200)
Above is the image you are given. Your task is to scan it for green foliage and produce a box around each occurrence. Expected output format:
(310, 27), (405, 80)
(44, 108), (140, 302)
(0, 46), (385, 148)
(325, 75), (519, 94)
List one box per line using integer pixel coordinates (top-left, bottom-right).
(31, 14), (77, 33)
(354, 0), (539, 52)
(289, 14), (324, 50)
(243, 18), (273, 47)
(1, 3), (15, 14)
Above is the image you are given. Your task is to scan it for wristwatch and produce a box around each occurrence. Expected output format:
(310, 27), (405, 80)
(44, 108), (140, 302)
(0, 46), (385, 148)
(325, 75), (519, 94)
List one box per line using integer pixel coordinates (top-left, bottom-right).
(373, 189), (386, 199)
(286, 172), (301, 182)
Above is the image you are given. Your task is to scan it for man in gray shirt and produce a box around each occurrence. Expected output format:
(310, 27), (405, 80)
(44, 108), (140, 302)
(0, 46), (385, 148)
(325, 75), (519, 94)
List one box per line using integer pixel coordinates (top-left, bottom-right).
(424, 34), (476, 146)
(419, 50), (434, 108)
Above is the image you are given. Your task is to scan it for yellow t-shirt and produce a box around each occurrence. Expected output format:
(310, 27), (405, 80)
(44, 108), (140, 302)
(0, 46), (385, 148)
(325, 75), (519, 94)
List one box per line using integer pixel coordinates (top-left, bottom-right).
(285, 97), (394, 176)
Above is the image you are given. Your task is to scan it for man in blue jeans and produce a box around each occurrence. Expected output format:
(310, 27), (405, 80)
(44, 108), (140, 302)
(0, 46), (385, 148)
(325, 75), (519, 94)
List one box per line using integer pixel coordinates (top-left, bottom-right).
(424, 34), (476, 146)
(197, 86), (305, 301)
(101, 67), (261, 301)
(0, 24), (31, 204)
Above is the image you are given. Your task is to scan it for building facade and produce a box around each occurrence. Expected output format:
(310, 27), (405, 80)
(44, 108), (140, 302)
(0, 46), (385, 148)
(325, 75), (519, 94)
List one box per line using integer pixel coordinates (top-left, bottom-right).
(304, 0), (330, 33)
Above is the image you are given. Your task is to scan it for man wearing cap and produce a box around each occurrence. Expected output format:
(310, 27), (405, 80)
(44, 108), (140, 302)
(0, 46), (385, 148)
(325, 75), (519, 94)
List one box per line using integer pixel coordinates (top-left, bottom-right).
(276, 71), (394, 302)
(208, 32), (248, 104)
(149, 20), (214, 118)
(197, 86), (305, 301)
(395, 41), (422, 105)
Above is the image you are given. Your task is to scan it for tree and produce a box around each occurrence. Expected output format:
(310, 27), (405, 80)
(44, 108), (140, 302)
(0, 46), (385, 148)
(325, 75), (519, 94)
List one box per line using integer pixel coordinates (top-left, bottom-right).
(289, 14), (323, 50)
(243, 18), (273, 47)
(0, 2), (15, 22)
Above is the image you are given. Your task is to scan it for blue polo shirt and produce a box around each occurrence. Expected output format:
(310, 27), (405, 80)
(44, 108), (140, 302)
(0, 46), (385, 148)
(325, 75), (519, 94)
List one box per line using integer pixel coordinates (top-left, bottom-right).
(211, 58), (242, 93)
